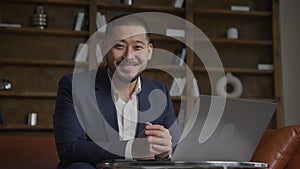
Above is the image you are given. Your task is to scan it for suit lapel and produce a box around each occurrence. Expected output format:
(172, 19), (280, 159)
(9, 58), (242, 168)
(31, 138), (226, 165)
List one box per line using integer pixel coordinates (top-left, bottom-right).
(136, 78), (151, 137)
(95, 68), (119, 134)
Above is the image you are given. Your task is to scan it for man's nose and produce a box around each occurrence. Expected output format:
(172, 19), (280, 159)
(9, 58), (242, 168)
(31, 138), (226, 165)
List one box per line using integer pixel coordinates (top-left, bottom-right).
(124, 46), (135, 59)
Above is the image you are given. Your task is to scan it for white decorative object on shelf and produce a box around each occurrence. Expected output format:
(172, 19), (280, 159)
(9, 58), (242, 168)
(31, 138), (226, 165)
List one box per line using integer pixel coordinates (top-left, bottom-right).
(31, 6), (47, 29)
(215, 72), (243, 98)
(230, 5), (250, 11)
(166, 28), (185, 37)
(28, 112), (38, 126)
(227, 27), (238, 39)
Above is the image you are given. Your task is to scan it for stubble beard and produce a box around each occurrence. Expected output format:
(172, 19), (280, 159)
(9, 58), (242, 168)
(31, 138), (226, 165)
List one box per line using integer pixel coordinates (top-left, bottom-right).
(108, 64), (143, 83)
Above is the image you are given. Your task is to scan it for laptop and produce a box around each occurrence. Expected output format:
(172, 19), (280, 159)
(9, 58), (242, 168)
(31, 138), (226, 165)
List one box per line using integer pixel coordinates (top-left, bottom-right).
(172, 95), (276, 162)
(98, 95), (276, 168)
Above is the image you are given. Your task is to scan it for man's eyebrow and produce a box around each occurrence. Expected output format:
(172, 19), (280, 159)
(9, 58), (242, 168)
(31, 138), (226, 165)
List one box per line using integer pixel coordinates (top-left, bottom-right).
(134, 40), (147, 45)
(113, 39), (127, 44)
(114, 39), (147, 45)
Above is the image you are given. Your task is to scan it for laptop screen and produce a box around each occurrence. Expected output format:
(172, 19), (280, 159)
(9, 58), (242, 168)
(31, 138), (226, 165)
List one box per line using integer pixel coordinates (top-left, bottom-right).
(172, 95), (276, 162)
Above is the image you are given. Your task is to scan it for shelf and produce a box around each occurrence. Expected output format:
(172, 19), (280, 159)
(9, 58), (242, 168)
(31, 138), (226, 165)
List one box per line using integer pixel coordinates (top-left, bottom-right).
(0, 124), (53, 131)
(151, 34), (185, 42)
(0, 27), (89, 37)
(193, 66), (274, 75)
(212, 38), (273, 46)
(245, 98), (275, 102)
(186, 95), (274, 102)
(94, 33), (185, 42)
(144, 65), (187, 75)
(195, 38), (273, 46)
(0, 0), (89, 6)
(97, 2), (185, 14)
(194, 9), (272, 18)
(139, 36), (272, 46)
(0, 59), (87, 67)
(0, 92), (57, 99)
(0, 0), (283, 130)
(149, 65), (186, 71)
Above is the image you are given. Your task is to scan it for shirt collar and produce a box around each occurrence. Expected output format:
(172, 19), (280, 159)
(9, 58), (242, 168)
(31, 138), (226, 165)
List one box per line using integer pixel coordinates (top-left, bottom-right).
(108, 69), (141, 102)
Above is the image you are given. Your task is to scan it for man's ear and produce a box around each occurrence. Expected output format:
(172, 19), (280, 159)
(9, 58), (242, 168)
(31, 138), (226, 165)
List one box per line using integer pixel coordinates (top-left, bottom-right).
(147, 43), (153, 60)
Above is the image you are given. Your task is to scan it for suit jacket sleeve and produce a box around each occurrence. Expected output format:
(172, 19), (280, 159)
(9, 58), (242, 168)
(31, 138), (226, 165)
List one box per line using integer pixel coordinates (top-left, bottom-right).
(138, 78), (181, 149)
(53, 74), (127, 167)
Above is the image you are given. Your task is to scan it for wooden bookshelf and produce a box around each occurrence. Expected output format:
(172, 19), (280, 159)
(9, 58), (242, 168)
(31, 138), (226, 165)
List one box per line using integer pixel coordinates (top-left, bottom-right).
(0, 0), (283, 134)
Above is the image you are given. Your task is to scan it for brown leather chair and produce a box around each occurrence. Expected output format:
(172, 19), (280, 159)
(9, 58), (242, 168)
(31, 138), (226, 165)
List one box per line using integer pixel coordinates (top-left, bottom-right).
(251, 125), (300, 169)
(0, 135), (59, 169)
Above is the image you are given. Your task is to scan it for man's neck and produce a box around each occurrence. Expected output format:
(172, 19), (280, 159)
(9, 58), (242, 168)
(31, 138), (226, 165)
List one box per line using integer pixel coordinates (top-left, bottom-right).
(109, 70), (138, 102)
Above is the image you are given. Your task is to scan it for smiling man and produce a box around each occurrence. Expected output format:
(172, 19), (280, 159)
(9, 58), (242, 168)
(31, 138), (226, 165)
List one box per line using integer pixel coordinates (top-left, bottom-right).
(53, 14), (181, 169)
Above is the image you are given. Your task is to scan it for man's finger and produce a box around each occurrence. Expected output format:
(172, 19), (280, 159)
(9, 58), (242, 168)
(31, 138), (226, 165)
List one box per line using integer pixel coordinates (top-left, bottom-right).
(147, 136), (172, 146)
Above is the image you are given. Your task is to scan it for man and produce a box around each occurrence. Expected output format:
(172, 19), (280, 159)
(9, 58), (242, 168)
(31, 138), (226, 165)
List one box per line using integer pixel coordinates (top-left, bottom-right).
(53, 14), (181, 169)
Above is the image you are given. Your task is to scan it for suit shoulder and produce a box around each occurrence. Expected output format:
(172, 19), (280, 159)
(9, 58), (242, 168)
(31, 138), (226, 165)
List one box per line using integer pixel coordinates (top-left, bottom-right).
(58, 73), (73, 86)
(141, 78), (168, 90)
(58, 70), (98, 87)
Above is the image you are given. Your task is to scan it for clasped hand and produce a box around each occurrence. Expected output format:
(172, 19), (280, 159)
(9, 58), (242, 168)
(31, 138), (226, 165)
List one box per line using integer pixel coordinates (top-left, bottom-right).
(132, 122), (172, 160)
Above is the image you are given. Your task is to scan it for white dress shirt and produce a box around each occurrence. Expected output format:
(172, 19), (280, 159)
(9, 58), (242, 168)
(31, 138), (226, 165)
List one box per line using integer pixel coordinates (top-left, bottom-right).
(110, 74), (141, 159)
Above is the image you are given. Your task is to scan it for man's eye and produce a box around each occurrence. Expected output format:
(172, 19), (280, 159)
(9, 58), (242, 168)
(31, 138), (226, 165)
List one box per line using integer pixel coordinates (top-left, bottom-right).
(114, 44), (125, 49)
(135, 45), (144, 50)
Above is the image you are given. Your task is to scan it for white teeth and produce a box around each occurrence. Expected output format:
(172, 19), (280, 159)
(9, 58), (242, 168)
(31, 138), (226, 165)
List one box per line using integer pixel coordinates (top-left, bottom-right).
(120, 62), (138, 66)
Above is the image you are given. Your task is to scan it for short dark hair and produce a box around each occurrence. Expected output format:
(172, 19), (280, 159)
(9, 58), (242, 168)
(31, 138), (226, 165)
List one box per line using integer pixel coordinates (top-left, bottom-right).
(105, 13), (151, 42)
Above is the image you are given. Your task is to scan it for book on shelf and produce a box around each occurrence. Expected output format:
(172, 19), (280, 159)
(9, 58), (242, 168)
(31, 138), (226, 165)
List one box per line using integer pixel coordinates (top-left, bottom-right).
(96, 44), (103, 64)
(172, 48), (186, 66)
(74, 43), (103, 64)
(82, 13), (89, 31)
(172, 0), (184, 8)
(178, 48), (186, 66)
(169, 77), (186, 96)
(169, 77), (199, 97)
(0, 23), (22, 28)
(193, 78), (200, 97)
(74, 43), (88, 62)
(166, 28), (185, 37)
(74, 12), (88, 31)
(230, 5), (250, 11)
(257, 64), (274, 70)
(96, 12), (107, 32)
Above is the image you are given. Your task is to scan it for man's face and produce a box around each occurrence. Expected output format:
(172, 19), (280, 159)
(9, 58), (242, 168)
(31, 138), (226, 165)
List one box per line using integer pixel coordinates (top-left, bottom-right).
(106, 25), (153, 82)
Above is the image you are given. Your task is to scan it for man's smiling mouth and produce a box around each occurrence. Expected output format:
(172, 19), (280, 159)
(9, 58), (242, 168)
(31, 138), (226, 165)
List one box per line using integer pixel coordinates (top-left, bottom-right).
(118, 60), (140, 66)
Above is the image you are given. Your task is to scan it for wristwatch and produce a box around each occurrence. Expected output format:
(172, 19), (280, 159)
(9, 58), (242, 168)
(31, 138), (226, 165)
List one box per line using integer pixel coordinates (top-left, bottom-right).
(154, 148), (172, 161)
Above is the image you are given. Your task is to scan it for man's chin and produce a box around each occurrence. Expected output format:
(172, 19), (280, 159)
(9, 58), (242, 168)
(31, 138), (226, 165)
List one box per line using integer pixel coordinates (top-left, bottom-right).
(114, 72), (141, 83)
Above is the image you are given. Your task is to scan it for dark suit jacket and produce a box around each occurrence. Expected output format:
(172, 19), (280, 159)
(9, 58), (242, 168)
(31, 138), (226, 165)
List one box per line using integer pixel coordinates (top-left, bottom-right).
(53, 68), (180, 168)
